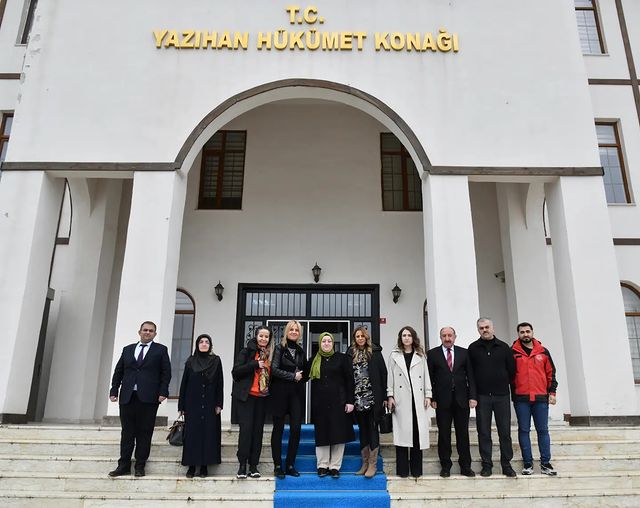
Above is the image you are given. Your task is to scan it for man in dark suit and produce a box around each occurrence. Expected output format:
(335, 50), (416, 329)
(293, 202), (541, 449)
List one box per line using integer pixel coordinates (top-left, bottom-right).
(427, 326), (477, 478)
(108, 320), (171, 477)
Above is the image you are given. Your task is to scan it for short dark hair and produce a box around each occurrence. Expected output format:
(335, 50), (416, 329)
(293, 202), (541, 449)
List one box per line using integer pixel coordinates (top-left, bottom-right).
(517, 322), (533, 332)
(139, 321), (157, 332)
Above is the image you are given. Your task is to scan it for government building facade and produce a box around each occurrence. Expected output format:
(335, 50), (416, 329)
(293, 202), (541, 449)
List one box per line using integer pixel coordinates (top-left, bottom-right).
(0, 0), (639, 426)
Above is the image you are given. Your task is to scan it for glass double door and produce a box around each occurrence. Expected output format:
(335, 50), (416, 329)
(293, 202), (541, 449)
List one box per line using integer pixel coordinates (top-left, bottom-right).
(268, 320), (350, 423)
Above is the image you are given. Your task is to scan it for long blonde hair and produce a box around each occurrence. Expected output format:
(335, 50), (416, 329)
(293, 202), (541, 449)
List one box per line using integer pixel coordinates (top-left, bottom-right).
(280, 320), (303, 347)
(349, 326), (372, 364)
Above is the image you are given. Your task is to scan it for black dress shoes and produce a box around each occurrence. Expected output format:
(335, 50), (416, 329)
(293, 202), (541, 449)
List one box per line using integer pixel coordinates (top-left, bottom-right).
(186, 466), (195, 478)
(480, 466), (492, 477)
(199, 466), (208, 478)
(502, 465), (517, 478)
(286, 466), (300, 477)
(274, 465), (286, 479)
(461, 468), (476, 477)
(134, 468), (145, 477)
(108, 466), (130, 477)
(439, 468), (451, 478)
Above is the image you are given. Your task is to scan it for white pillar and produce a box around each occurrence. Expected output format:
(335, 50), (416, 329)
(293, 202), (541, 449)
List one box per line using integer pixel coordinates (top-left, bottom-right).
(422, 174), (480, 347)
(496, 182), (568, 419)
(44, 179), (123, 422)
(545, 176), (636, 418)
(0, 171), (64, 420)
(106, 171), (187, 417)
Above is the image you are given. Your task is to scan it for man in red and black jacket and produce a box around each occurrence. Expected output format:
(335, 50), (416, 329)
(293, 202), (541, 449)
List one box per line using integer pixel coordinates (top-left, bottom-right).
(511, 322), (558, 477)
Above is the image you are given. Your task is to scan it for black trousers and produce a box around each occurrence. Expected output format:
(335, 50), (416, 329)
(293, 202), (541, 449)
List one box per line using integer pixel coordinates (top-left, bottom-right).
(271, 394), (303, 468)
(476, 393), (513, 469)
(355, 408), (379, 451)
(395, 398), (422, 477)
(236, 395), (267, 466)
(118, 392), (159, 468)
(435, 398), (472, 470)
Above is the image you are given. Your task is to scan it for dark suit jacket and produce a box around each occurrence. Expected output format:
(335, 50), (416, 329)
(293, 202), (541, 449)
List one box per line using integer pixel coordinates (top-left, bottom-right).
(110, 342), (171, 404)
(427, 345), (476, 409)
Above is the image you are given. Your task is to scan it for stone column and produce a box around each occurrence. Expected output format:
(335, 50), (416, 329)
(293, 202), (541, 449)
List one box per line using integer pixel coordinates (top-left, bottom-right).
(496, 182), (568, 419)
(0, 171), (65, 421)
(422, 173), (480, 348)
(106, 171), (187, 418)
(545, 176), (636, 419)
(43, 178), (123, 422)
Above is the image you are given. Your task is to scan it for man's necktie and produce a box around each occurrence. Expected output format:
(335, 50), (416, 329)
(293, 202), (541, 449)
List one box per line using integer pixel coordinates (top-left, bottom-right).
(446, 347), (453, 371)
(137, 344), (147, 366)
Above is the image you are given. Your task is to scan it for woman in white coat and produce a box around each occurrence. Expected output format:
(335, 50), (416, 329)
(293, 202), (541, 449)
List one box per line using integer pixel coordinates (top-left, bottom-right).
(387, 326), (432, 478)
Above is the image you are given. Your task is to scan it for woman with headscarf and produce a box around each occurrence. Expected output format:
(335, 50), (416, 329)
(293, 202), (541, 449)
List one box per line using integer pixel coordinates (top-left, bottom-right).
(347, 326), (388, 478)
(309, 332), (355, 478)
(232, 325), (273, 479)
(270, 320), (307, 479)
(178, 334), (223, 478)
(387, 326), (431, 478)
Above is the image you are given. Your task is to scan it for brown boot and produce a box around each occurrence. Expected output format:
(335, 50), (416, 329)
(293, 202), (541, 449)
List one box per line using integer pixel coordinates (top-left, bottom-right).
(355, 447), (369, 475)
(365, 447), (378, 478)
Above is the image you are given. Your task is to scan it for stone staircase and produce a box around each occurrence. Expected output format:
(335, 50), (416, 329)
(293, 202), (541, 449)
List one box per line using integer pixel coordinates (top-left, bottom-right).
(0, 423), (639, 506)
(382, 425), (640, 507)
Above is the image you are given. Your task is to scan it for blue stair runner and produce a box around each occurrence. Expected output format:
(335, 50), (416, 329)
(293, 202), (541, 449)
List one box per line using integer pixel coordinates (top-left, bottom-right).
(274, 424), (390, 508)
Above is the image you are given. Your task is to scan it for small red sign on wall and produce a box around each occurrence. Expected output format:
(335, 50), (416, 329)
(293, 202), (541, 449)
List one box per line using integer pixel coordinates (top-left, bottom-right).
(379, 318), (387, 324)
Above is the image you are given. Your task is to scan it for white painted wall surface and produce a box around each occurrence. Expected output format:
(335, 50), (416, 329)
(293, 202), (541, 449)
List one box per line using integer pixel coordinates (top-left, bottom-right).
(469, 183), (509, 341)
(7, 0), (598, 171)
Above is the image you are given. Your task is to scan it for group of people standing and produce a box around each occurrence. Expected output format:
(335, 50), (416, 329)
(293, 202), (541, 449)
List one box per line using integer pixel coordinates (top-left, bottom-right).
(107, 317), (558, 481)
(428, 318), (558, 479)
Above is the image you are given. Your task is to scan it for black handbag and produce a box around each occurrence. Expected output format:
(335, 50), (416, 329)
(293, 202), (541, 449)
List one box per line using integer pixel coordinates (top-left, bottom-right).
(379, 407), (393, 434)
(167, 416), (185, 446)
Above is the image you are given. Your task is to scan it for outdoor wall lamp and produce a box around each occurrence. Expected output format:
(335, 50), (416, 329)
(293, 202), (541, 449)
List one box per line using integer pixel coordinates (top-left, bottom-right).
(312, 262), (322, 283)
(392, 283), (402, 304)
(214, 281), (224, 301)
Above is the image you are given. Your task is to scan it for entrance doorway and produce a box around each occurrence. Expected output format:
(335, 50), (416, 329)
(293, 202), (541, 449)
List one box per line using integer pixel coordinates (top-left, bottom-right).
(232, 284), (380, 423)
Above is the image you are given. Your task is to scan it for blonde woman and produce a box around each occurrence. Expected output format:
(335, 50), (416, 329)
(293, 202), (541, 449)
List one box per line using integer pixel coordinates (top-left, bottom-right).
(270, 320), (308, 479)
(231, 326), (273, 479)
(387, 326), (432, 478)
(347, 326), (388, 478)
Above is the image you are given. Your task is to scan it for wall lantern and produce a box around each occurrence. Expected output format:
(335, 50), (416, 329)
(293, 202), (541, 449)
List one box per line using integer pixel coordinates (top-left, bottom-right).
(214, 281), (224, 301)
(392, 283), (402, 304)
(312, 263), (322, 283)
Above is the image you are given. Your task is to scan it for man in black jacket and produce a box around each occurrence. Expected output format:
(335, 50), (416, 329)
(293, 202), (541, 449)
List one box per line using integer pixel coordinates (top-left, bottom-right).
(108, 321), (171, 477)
(468, 317), (516, 478)
(427, 326), (477, 478)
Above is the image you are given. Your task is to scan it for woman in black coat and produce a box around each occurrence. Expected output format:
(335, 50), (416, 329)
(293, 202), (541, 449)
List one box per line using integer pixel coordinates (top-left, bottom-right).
(231, 325), (273, 479)
(270, 320), (307, 479)
(178, 334), (223, 478)
(347, 326), (388, 478)
(310, 332), (355, 478)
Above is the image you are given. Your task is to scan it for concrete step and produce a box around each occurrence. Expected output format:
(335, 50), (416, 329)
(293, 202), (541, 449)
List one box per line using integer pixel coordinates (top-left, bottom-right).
(3, 423), (640, 442)
(0, 454), (275, 475)
(390, 489), (640, 507)
(381, 454), (640, 474)
(1, 452), (637, 476)
(2, 436), (638, 458)
(387, 471), (640, 493)
(0, 490), (272, 507)
(0, 472), (274, 494)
